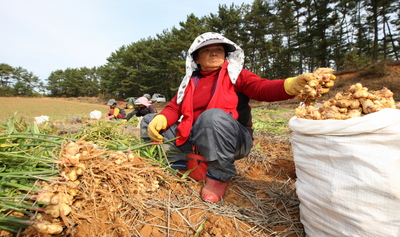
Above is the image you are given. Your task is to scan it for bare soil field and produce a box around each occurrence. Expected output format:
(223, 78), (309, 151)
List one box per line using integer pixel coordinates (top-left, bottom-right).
(0, 97), (109, 124)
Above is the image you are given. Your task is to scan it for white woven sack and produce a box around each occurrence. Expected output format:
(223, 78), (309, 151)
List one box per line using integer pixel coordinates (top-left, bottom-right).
(90, 110), (102, 120)
(34, 115), (49, 125)
(289, 108), (400, 237)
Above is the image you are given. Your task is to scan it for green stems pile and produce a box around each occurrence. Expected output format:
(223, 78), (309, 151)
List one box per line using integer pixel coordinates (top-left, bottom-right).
(0, 115), (67, 233)
(0, 114), (184, 233)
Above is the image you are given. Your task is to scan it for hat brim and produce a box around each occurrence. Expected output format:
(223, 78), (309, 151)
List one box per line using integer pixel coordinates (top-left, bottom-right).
(192, 39), (236, 54)
(106, 99), (117, 105)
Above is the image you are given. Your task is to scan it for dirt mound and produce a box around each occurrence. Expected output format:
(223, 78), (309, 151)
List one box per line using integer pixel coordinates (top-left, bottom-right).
(22, 134), (300, 237)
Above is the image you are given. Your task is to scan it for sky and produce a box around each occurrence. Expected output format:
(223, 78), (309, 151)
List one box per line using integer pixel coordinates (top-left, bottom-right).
(1, 0), (254, 80)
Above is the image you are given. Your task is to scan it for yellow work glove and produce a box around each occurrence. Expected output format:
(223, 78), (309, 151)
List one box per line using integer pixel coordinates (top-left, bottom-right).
(147, 115), (167, 142)
(283, 73), (314, 96)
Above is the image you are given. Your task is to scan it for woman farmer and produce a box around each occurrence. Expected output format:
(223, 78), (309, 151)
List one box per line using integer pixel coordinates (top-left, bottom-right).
(140, 32), (333, 202)
(105, 99), (127, 119)
(125, 97), (157, 121)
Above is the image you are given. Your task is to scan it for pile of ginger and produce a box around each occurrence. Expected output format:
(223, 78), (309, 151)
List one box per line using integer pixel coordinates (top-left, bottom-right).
(295, 82), (397, 120)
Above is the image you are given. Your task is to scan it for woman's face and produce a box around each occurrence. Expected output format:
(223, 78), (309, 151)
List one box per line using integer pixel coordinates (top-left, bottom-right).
(195, 43), (226, 71)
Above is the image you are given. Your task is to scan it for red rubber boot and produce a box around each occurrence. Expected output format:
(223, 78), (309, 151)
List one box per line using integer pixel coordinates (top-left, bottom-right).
(201, 177), (229, 202)
(187, 153), (209, 181)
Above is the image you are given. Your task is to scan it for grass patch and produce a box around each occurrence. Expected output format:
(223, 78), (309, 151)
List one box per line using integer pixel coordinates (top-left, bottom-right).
(252, 108), (294, 134)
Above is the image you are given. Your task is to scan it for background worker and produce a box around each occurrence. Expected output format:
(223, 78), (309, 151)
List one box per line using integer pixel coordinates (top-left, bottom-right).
(140, 32), (333, 202)
(143, 93), (151, 101)
(125, 97), (157, 121)
(105, 99), (127, 119)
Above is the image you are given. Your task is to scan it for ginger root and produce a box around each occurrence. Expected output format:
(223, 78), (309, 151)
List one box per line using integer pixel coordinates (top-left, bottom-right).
(296, 68), (337, 105)
(295, 83), (396, 120)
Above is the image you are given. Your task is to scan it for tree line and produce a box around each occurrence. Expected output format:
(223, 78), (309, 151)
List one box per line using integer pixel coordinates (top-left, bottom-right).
(1, 0), (399, 99)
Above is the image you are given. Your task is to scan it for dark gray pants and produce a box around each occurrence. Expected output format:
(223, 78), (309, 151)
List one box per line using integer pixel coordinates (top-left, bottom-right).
(140, 109), (253, 181)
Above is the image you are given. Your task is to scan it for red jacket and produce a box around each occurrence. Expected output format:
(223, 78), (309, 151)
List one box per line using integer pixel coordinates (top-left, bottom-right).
(159, 68), (294, 144)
